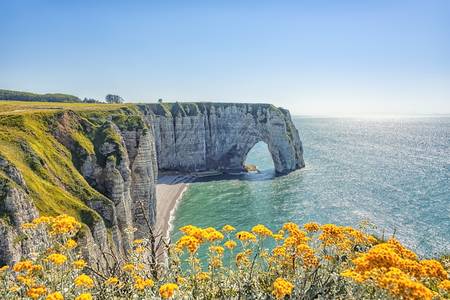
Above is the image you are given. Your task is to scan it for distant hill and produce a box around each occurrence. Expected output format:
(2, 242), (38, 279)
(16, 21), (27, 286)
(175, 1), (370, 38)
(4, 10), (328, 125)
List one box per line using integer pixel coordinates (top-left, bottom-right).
(0, 89), (81, 103)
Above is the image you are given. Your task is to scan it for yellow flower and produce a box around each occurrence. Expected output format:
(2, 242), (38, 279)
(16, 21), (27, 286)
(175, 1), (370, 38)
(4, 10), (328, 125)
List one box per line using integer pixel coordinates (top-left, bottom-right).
(134, 277), (154, 290)
(303, 222), (320, 232)
(74, 274), (94, 289)
(236, 231), (256, 242)
(222, 224), (236, 232)
(17, 275), (35, 287)
(176, 235), (201, 253)
(272, 246), (287, 257)
(104, 277), (119, 286)
(224, 240), (237, 250)
(28, 264), (44, 274)
(159, 283), (178, 299)
(0, 265), (9, 273)
(177, 276), (187, 285)
(211, 257), (222, 268)
(180, 225), (204, 241)
(420, 259), (448, 280)
(272, 234), (284, 241)
(236, 251), (251, 266)
(273, 278), (294, 299)
(296, 244), (318, 268)
(439, 279), (450, 291)
(197, 272), (210, 281)
(134, 246), (145, 254)
(73, 259), (87, 269)
(377, 267), (435, 300)
(202, 227), (224, 242)
(209, 245), (224, 255)
(251, 224), (273, 237)
(133, 239), (145, 245)
(27, 286), (47, 299)
(65, 239), (78, 249)
(49, 215), (81, 235)
(13, 260), (33, 272)
(32, 216), (54, 225)
(46, 291), (64, 300)
(122, 263), (135, 272)
(47, 253), (67, 265)
(75, 293), (92, 300)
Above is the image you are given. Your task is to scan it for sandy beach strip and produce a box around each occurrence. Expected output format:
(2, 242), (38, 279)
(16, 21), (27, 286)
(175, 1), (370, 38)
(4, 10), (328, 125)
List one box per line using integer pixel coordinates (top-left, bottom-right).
(155, 175), (194, 243)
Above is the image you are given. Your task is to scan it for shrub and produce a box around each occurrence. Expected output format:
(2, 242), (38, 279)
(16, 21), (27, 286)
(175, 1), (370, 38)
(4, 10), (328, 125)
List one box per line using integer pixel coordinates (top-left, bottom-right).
(0, 216), (448, 299)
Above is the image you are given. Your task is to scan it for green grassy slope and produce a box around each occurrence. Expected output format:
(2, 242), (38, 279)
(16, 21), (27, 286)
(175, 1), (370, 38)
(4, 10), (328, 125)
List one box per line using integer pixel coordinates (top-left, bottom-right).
(0, 101), (141, 226)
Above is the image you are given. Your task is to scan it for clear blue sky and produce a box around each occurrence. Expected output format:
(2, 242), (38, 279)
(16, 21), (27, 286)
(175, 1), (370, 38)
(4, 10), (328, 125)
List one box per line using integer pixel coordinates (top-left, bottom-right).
(1, 0), (449, 115)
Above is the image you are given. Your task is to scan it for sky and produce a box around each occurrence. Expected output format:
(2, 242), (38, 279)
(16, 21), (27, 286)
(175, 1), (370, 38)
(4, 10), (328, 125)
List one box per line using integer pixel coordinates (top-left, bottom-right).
(1, 0), (449, 115)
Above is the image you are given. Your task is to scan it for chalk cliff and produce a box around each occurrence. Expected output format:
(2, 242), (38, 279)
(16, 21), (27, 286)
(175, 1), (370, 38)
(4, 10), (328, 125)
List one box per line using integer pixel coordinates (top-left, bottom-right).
(138, 103), (304, 174)
(0, 102), (303, 266)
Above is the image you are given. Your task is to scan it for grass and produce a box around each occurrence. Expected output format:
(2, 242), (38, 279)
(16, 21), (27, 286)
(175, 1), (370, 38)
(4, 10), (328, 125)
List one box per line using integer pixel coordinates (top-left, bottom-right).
(0, 100), (130, 115)
(0, 101), (146, 228)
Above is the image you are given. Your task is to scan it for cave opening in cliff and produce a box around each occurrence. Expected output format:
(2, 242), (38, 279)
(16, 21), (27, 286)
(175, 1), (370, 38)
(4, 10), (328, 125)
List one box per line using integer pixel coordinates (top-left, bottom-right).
(244, 141), (275, 173)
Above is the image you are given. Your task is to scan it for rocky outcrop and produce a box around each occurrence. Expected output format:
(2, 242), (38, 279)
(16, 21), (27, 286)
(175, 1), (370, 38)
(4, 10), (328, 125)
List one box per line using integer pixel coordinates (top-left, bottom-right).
(138, 103), (304, 175)
(53, 111), (158, 261)
(0, 158), (48, 266)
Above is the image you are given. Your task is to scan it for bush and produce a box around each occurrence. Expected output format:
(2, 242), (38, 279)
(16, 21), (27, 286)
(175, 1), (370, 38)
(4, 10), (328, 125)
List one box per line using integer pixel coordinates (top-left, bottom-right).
(0, 216), (449, 299)
(0, 89), (81, 103)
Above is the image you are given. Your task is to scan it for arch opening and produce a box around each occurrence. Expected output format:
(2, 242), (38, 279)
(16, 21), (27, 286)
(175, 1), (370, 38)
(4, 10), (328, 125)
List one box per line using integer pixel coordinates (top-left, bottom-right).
(243, 141), (275, 174)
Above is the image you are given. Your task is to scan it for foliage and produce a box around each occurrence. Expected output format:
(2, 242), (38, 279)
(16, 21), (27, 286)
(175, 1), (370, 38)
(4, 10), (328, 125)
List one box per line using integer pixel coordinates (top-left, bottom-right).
(0, 216), (449, 299)
(0, 89), (81, 103)
(105, 95), (124, 104)
(82, 98), (103, 104)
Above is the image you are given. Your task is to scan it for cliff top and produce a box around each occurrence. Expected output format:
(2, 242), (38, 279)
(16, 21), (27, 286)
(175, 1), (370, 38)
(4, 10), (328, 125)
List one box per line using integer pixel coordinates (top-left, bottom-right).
(137, 102), (283, 117)
(0, 101), (130, 115)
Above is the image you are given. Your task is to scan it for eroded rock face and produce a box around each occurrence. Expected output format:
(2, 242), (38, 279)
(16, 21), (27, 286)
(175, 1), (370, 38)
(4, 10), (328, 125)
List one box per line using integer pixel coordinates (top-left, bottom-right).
(54, 114), (158, 260)
(0, 162), (48, 265)
(138, 103), (304, 174)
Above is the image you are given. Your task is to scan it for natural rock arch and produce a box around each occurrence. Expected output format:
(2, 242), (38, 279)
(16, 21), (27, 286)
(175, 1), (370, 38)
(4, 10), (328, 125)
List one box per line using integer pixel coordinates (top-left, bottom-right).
(139, 102), (305, 175)
(242, 141), (275, 170)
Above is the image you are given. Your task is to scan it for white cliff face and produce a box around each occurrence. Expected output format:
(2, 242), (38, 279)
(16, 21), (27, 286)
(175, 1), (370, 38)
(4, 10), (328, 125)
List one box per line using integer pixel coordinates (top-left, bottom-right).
(0, 157), (48, 265)
(138, 103), (304, 174)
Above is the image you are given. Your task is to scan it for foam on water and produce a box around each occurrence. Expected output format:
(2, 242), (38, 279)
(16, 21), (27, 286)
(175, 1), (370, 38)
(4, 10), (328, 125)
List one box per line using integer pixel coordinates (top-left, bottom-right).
(172, 116), (450, 256)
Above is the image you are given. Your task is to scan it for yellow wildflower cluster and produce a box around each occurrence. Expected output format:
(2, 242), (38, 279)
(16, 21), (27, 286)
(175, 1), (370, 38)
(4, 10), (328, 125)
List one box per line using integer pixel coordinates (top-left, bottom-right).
(46, 253), (67, 265)
(134, 277), (154, 290)
(74, 274), (94, 289)
(272, 277), (294, 299)
(342, 238), (449, 300)
(159, 283), (178, 299)
(251, 224), (273, 237)
(236, 231), (257, 242)
(22, 214), (81, 236)
(222, 224), (236, 232)
(1, 215), (448, 300)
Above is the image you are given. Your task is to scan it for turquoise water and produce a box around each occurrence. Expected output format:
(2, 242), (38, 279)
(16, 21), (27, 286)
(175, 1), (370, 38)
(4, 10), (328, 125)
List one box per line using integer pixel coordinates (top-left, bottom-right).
(172, 116), (450, 256)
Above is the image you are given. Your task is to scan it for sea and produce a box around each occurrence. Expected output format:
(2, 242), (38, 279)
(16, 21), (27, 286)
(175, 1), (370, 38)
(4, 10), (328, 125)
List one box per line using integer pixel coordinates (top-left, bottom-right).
(171, 116), (450, 257)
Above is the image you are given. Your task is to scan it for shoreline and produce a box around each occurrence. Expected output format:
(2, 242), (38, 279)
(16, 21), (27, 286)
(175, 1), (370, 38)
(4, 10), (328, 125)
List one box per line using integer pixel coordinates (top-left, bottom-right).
(155, 175), (194, 243)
